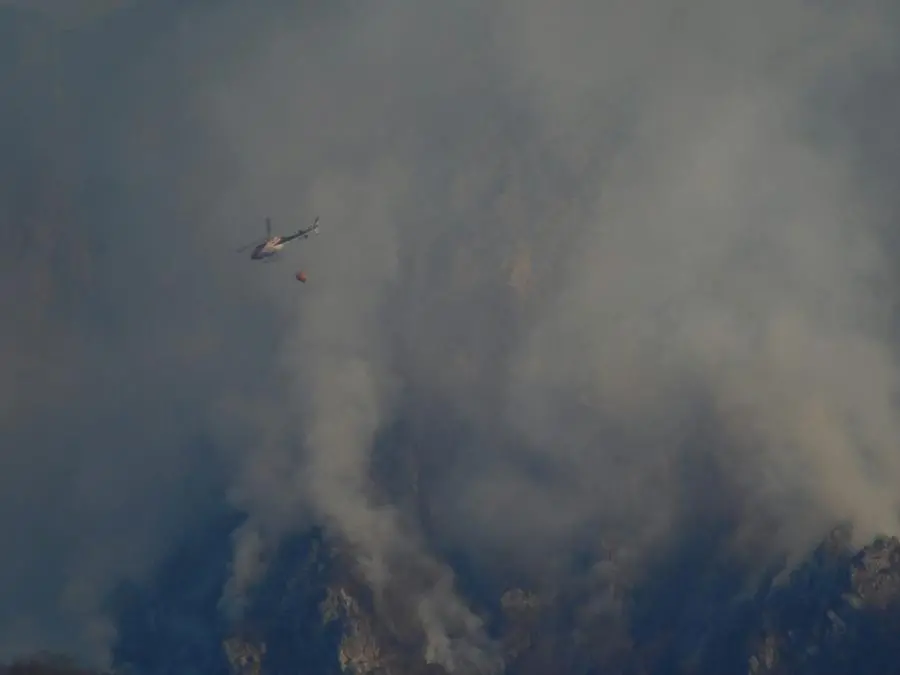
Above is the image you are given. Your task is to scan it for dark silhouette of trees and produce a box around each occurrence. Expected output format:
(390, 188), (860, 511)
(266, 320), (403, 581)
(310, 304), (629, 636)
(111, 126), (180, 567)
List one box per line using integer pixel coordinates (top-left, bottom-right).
(0, 653), (107, 675)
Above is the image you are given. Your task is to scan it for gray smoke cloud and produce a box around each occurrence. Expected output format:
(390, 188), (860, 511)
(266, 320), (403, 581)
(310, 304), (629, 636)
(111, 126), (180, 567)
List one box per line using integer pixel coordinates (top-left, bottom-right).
(203, 0), (900, 668)
(202, 5), (509, 667)
(4, 0), (900, 670)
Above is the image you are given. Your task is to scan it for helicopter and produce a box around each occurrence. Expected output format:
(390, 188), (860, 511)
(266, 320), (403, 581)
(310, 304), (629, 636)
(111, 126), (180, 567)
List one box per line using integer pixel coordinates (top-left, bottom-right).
(236, 216), (320, 262)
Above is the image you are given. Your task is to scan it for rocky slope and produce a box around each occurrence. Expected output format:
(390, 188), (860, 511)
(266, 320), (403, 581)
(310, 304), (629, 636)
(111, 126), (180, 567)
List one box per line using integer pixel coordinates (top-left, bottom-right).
(97, 518), (900, 675)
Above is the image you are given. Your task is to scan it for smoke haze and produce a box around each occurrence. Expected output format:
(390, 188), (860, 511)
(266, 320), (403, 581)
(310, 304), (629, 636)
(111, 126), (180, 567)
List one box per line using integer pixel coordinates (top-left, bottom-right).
(3, 0), (900, 670)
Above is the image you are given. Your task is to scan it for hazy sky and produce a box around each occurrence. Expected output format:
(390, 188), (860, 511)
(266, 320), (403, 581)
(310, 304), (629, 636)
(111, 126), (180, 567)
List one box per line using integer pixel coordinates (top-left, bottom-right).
(3, 0), (900, 670)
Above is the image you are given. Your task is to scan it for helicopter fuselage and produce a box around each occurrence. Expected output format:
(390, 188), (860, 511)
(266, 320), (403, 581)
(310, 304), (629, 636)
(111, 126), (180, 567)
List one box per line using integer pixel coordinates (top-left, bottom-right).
(250, 238), (285, 260)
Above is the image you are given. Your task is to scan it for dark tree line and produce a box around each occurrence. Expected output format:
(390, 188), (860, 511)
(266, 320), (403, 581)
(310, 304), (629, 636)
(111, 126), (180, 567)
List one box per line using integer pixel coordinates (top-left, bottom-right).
(0, 654), (108, 675)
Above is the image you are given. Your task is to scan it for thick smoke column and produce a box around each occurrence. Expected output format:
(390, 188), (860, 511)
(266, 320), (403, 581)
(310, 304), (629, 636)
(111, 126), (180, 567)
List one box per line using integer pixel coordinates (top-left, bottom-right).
(504, 89), (900, 556)
(487, 0), (900, 560)
(203, 4), (507, 667)
(207, 0), (900, 668)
